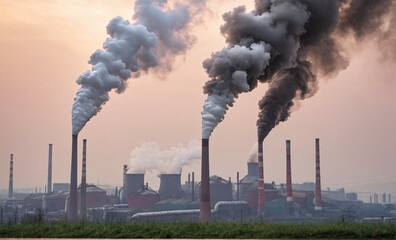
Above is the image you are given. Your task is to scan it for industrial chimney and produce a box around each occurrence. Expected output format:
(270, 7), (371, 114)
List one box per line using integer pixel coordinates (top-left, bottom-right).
(257, 141), (265, 216)
(315, 138), (322, 211)
(8, 154), (13, 199)
(80, 139), (87, 221)
(48, 144), (52, 193)
(286, 140), (292, 202)
(68, 134), (78, 221)
(200, 138), (211, 222)
(158, 174), (184, 200)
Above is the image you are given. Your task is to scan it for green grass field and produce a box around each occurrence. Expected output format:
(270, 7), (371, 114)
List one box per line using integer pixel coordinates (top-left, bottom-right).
(0, 222), (395, 239)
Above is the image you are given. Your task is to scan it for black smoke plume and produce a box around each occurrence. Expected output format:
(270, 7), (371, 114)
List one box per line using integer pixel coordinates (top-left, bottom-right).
(201, 0), (395, 142)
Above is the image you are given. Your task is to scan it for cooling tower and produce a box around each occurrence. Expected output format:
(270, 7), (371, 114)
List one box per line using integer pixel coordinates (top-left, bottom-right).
(158, 174), (184, 200)
(247, 162), (258, 177)
(68, 134), (78, 221)
(315, 138), (322, 211)
(80, 139), (87, 221)
(200, 138), (211, 222)
(8, 154), (13, 199)
(286, 140), (292, 202)
(124, 174), (145, 198)
(48, 144), (52, 193)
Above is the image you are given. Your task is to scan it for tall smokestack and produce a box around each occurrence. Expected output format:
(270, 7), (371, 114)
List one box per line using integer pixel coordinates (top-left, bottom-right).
(257, 141), (265, 216)
(8, 154), (13, 199)
(48, 144), (52, 193)
(80, 139), (87, 221)
(286, 140), (292, 202)
(68, 134), (78, 221)
(188, 173), (191, 193)
(315, 138), (322, 211)
(200, 139), (211, 222)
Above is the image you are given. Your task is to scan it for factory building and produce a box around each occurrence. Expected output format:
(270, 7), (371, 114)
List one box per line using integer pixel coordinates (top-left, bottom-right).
(77, 185), (106, 210)
(43, 191), (69, 212)
(128, 186), (159, 209)
(208, 176), (233, 207)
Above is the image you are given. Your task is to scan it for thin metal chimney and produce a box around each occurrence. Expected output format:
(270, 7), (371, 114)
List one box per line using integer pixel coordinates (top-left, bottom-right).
(191, 172), (195, 201)
(257, 141), (265, 216)
(48, 144), (52, 193)
(286, 140), (292, 202)
(315, 138), (322, 211)
(200, 138), (211, 222)
(80, 139), (87, 221)
(8, 154), (14, 199)
(236, 172), (240, 201)
(68, 134), (78, 221)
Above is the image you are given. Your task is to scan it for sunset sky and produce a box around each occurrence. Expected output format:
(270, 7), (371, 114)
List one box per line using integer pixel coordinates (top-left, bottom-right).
(0, 0), (395, 200)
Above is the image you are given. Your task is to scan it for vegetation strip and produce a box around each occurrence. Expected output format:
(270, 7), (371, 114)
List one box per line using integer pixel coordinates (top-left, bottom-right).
(0, 222), (395, 239)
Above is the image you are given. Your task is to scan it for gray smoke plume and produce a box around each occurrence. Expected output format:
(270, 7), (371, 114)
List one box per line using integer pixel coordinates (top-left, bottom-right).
(202, 1), (310, 139)
(202, 0), (395, 142)
(72, 0), (205, 135)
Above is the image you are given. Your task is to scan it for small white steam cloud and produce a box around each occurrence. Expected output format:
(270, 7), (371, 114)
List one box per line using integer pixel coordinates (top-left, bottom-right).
(128, 140), (201, 174)
(72, 0), (206, 135)
(247, 142), (258, 163)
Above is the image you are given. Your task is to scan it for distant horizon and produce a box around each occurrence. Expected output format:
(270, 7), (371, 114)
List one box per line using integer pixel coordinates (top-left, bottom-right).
(0, 0), (395, 204)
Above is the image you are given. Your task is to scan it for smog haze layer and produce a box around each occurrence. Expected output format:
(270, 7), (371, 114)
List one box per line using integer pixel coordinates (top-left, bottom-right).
(0, 0), (395, 200)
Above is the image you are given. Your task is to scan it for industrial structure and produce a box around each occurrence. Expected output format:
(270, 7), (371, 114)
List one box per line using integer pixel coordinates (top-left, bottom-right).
(1, 138), (395, 224)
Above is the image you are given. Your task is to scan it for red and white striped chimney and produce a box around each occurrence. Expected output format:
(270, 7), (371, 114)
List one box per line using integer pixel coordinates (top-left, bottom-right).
(80, 139), (87, 221)
(286, 140), (293, 202)
(257, 141), (265, 216)
(315, 138), (322, 211)
(8, 154), (14, 199)
(200, 138), (211, 222)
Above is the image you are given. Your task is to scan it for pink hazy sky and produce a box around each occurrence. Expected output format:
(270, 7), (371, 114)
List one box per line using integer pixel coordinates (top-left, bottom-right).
(0, 0), (395, 198)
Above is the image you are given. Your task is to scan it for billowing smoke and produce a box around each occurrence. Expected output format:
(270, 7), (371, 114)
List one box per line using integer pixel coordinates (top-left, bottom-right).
(72, 0), (205, 135)
(128, 140), (201, 174)
(202, 0), (395, 142)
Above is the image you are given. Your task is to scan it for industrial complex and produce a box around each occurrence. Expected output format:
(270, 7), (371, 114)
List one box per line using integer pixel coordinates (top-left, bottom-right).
(1, 139), (395, 224)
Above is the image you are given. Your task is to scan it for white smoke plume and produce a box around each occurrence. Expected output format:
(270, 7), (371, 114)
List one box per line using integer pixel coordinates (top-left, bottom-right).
(72, 0), (206, 135)
(128, 140), (201, 174)
(247, 142), (258, 163)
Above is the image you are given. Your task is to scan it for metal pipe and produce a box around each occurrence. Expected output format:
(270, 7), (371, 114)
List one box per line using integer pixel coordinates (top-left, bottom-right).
(9, 154), (13, 199)
(68, 134), (78, 221)
(80, 139), (87, 221)
(315, 138), (322, 211)
(236, 172), (240, 201)
(200, 138), (211, 222)
(286, 140), (293, 202)
(48, 144), (52, 193)
(191, 172), (195, 201)
(257, 141), (265, 216)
